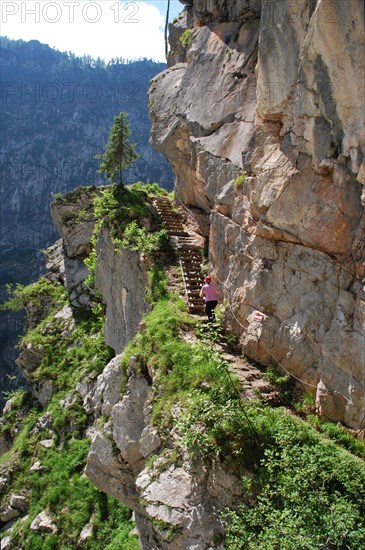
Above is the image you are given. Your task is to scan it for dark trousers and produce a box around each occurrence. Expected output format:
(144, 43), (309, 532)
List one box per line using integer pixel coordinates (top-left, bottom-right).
(205, 300), (218, 323)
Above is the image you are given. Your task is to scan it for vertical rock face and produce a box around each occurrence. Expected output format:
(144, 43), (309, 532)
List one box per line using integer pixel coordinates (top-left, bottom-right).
(95, 229), (150, 354)
(149, 0), (365, 429)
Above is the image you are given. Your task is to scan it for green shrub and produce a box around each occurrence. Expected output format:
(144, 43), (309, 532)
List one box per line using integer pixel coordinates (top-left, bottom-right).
(146, 265), (168, 304)
(306, 414), (365, 459)
(119, 221), (168, 255)
(223, 409), (365, 549)
(264, 366), (295, 405)
(131, 181), (169, 197)
(180, 29), (192, 48)
(0, 277), (66, 312)
(232, 172), (247, 190)
(84, 183), (169, 287)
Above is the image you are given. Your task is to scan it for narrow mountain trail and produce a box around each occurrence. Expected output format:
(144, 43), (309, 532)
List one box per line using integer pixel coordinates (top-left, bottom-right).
(153, 196), (278, 404)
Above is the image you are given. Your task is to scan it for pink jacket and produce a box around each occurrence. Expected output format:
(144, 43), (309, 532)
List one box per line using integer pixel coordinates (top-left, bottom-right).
(201, 283), (219, 302)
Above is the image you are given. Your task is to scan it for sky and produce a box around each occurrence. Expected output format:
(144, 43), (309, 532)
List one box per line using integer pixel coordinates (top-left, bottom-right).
(0, 1), (183, 62)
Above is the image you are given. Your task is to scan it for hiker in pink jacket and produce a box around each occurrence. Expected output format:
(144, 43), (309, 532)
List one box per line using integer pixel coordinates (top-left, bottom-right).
(199, 276), (220, 323)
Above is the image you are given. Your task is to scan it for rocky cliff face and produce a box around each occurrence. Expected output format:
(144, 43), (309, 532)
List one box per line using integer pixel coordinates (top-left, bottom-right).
(3, 183), (364, 549)
(3, 186), (243, 548)
(85, 360), (242, 549)
(149, 0), (365, 430)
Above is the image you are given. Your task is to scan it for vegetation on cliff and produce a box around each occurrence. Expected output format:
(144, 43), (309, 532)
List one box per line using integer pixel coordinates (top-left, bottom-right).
(0, 276), (138, 549)
(1, 184), (364, 549)
(122, 295), (365, 549)
(0, 183), (169, 548)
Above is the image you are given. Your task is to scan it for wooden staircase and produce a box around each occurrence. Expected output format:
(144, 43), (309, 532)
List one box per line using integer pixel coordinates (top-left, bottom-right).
(154, 196), (205, 315)
(153, 197), (281, 405)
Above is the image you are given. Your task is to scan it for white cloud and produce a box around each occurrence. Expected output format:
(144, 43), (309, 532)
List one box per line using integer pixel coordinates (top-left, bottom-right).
(0, 1), (168, 61)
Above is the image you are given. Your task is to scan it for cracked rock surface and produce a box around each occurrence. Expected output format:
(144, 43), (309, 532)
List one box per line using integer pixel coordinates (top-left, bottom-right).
(149, 0), (365, 430)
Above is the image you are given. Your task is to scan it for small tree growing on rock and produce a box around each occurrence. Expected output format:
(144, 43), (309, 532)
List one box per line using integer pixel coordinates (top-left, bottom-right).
(96, 112), (139, 186)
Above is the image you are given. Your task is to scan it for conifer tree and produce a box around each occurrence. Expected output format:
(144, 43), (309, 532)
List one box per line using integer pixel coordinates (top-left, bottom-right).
(97, 112), (139, 185)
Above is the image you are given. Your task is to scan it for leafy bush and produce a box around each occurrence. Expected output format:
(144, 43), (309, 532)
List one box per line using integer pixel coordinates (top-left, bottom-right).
(119, 221), (168, 255)
(223, 408), (365, 549)
(264, 366), (295, 405)
(146, 265), (168, 304)
(180, 29), (192, 48)
(131, 181), (169, 197)
(84, 183), (169, 286)
(0, 277), (66, 313)
(306, 414), (365, 459)
(232, 172), (248, 190)
(91, 184), (149, 244)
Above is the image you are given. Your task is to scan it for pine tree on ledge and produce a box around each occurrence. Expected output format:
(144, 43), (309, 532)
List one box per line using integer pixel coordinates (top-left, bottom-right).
(96, 112), (139, 186)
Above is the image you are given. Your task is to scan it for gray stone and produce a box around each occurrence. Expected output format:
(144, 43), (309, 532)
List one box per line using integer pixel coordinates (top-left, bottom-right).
(76, 373), (98, 416)
(137, 466), (192, 509)
(95, 229), (150, 354)
(33, 380), (54, 408)
(0, 506), (19, 523)
(9, 494), (28, 511)
(44, 239), (66, 283)
(32, 412), (53, 432)
(30, 461), (43, 472)
(90, 355), (124, 418)
(39, 439), (54, 448)
(112, 376), (150, 465)
(30, 511), (58, 533)
(78, 520), (93, 542)
(84, 431), (138, 508)
(0, 477), (8, 493)
(1, 535), (13, 550)
(51, 187), (98, 259)
(140, 426), (161, 458)
(16, 343), (44, 373)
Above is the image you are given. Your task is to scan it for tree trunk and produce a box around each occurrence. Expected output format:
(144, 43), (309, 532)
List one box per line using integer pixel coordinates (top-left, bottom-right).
(165, 0), (171, 61)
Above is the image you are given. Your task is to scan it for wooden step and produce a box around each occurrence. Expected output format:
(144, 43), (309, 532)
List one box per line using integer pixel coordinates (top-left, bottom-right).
(188, 306), (205, 313)
(182, 264), (202, 270)
(180, 260), (201, 266)
(179, 252), (201, 258)
(169, 231), (189, 237)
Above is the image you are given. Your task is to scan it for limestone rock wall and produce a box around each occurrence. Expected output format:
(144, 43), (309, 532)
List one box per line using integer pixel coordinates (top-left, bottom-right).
(85, 357), (242, 549)
(95, 229), (150, 354)
(149, 0), (365, 429)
